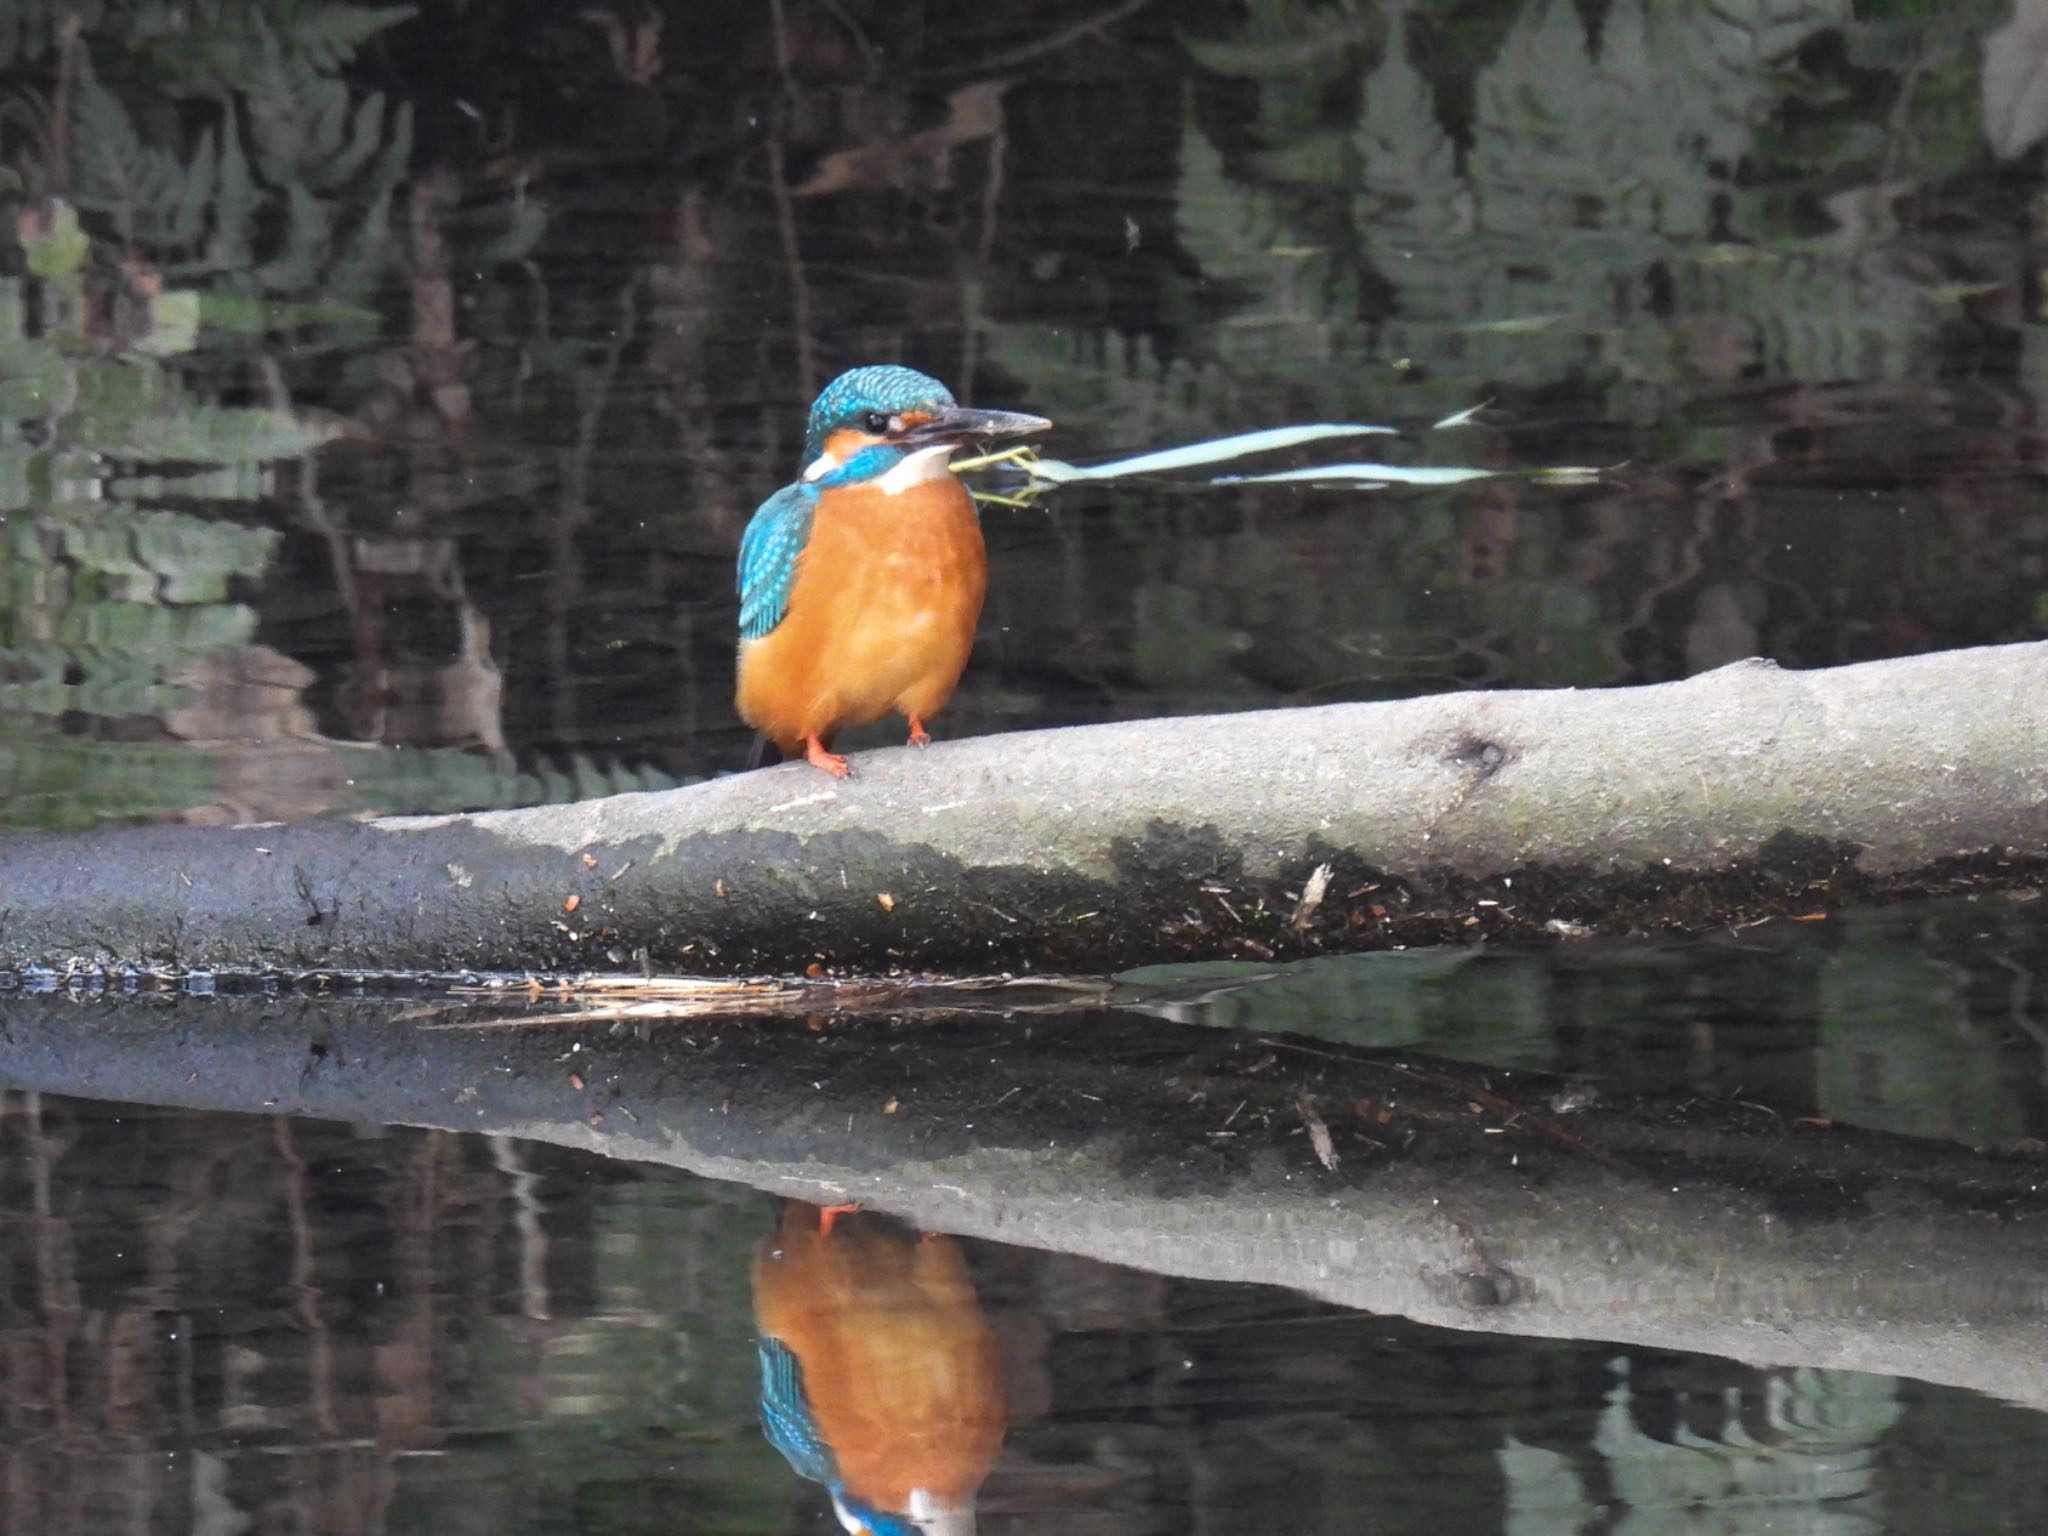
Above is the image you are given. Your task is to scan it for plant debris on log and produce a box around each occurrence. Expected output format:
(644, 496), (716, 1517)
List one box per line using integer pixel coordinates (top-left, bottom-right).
(0, 643), (2040, 975)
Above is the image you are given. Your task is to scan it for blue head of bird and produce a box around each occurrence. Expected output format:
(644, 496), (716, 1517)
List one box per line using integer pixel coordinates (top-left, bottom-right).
(798, 365), (1049, 488)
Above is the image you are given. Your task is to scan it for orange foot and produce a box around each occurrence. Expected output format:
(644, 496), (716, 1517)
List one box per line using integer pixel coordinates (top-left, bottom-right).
(817, 1201), (860, 1237)
(906, 716), (931, 748)
(803, 736), (850, 777)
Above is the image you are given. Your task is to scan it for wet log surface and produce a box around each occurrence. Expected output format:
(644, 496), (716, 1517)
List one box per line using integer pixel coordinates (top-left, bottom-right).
(0, 641), (2043, 975)
(2, 987), (2043, 1407)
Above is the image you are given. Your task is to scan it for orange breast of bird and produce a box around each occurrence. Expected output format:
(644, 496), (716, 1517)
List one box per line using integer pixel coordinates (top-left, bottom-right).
(736, 474), (987, 754)
(753, 1204), (1005, 1515)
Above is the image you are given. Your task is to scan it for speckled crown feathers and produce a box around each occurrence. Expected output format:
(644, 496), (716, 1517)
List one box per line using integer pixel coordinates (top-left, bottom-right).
(803, 365), (955, 463)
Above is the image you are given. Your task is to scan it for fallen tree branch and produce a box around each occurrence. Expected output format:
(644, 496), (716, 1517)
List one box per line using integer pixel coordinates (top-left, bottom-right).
(2, 991), (2042, 1406)
(1, 642), (2043, 974)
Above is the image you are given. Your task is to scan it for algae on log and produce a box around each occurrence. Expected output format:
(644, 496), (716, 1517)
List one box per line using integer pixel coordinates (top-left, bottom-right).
(0, 990), (2042, 1407)
(0, 641), (2044, 975)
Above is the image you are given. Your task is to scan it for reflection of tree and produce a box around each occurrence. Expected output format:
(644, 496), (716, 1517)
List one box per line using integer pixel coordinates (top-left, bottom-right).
(66, 17), (412, 311)
(1501, 1358), (1900, 1535)
(1001, 0), (2014, 420)
(1096, 0), (2005, 419)
(6, 1084), (2043, 1533)
(1130, 895), (2048, 1149)
(9, 1), (2040, 811)
(970, 2), (2047, 716)
(0, 246), (303, 825)
(1, 7), (409, 822)
(0, 1094), (791, 1535)
(1, 4), (705, 821)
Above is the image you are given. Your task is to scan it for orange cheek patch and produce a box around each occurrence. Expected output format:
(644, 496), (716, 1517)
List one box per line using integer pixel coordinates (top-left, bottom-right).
(823, 427), (873, 462)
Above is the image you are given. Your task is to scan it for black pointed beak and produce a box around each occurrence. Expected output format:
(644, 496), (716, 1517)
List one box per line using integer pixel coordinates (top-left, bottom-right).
(897, 404), (1052, 447)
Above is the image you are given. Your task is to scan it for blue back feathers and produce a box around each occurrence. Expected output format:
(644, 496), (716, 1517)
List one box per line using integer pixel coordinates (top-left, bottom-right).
(758, 1337), (837, 1486)
(737, 482), (815, 641)
(759, 1336), (919, 1536)
(803, 365), (955, 464)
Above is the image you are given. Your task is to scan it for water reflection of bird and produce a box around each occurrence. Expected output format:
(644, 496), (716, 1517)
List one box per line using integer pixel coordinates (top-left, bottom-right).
(753, 1201), (1006, 1536)
(736, 366), (1050, 776)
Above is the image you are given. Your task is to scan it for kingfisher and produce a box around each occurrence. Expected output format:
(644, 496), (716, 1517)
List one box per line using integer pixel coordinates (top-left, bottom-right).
(753, 1201), (1006, 1536)
(736, 365), (1050, 776)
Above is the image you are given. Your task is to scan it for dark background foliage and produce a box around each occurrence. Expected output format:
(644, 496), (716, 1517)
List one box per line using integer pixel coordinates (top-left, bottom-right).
(1, 0), (2044, 825)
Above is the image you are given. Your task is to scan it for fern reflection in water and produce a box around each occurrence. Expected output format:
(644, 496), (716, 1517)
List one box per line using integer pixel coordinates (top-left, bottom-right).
(0, 6), (410, 825)
(977, 0), (2027, 714)
(1001, 0), (1998, 430)
(0, 250), (301, 826)
(0, 246), (667, 827)
(0, 3), (615, 826)
(1500, 1359), (1903, 1532)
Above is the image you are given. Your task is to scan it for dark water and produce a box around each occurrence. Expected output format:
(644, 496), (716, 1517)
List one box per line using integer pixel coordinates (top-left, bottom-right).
(3, 1088), (2044, 1536)
(4, 1), (2046, 818)
(6, 3), (2048, 1531)
(1120, 895), (2048, 1148)
(5, 896), (2048, 1535)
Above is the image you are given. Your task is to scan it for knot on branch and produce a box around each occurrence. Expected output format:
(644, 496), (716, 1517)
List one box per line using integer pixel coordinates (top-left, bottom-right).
(1446, 734), (1508, 778)
(1447, 1261), (1526, 1308)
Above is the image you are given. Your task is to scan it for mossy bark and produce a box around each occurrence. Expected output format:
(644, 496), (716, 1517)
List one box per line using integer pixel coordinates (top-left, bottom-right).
(0, 641), (2043, 975)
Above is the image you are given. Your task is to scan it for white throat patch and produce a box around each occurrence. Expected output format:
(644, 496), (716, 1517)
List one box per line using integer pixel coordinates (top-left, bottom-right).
(873, 443), (957, 495)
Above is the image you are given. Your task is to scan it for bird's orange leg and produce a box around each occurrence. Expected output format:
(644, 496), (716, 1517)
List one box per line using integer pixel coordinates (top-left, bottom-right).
(803, 735), (850, 777)
(817, 1202), (860, 1237)
(906, 716), (931, 748)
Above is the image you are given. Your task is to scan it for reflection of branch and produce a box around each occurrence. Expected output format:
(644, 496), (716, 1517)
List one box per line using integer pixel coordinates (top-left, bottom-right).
(960, 113), (1008, 398)
(551, 270), (646, 743)
(580, 2), (664, 85)
(816, 0), (880, 77)
(795, 80), (1007, 197)
(47, 13), (82, 197)
(490, 1137), (551, 1320)
(928, 0), (1155, 78)
(19, 1093), (80, 1436)
(767, 132), (817, 397)
(1988, 952), (2048, 1092)
(8, 996), (2048, 1410)
(274, 1116), (339, 1437)
(1259, 1035), (1623, 1171)
(279, 362), (385, 738)
(767, 0), (796, 98)
(1877, 43), (1930, 194)
(377, 1136), (446, 1447)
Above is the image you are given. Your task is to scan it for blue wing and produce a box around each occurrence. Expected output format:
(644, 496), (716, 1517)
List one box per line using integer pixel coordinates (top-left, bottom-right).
(757, 1337), (837, 1487)
(737, 482), (816, 641)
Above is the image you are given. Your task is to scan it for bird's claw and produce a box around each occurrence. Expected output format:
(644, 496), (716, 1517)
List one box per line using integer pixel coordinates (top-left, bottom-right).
(803, 737), (851, 777)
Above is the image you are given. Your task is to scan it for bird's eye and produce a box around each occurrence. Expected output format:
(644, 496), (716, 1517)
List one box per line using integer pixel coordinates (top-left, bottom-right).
(862, 411), (890, 434)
